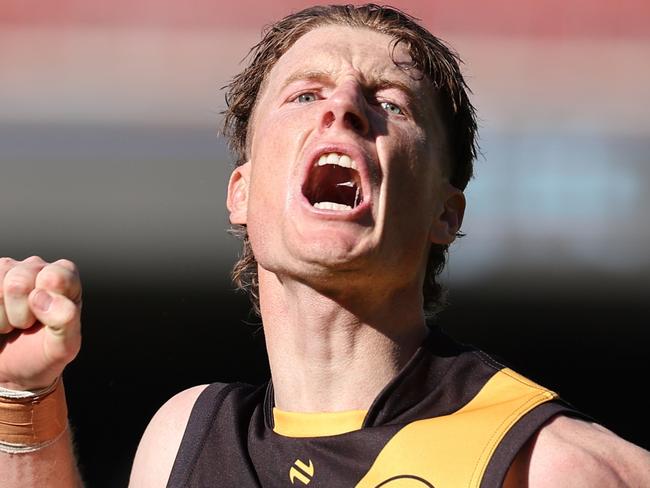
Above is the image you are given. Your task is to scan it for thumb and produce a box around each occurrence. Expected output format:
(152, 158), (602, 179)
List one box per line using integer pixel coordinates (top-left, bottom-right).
(29, 289), (82, 364)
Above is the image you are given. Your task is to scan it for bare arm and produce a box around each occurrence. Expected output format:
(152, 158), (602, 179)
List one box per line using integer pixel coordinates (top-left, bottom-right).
(504, 415), (650, 488)
(128, 385), (207, 487)
(0, 256), (83, 487)
(0, 429), (82, 487)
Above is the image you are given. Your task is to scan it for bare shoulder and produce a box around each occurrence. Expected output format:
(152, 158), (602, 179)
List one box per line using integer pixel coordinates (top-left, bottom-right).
(505, 414), (650, 488)
(128, 384), (209, 488)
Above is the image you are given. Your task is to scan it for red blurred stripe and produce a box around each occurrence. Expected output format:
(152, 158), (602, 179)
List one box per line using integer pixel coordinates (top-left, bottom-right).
(1, 0), (649, 38)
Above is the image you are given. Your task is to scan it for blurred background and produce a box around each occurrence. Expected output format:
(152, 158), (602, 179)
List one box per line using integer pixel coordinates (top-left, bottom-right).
(1, 0), (649, 485)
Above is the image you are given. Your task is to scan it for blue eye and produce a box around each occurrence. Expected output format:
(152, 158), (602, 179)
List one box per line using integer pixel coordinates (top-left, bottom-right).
(380, 101), (402, 115)
(296, 92), (317, 103)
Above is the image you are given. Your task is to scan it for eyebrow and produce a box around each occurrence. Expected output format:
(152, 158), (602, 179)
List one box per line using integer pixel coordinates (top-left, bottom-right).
(372, 77), (417, 100)
(279, 69), (333, 91)
(279, 68), (418, 100)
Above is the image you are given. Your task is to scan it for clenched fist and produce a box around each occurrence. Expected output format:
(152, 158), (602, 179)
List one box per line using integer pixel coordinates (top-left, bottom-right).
(0, 256), (82, 391)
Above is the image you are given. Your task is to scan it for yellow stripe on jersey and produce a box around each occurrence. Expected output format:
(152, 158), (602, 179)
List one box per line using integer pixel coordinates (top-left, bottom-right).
(356, 368), (558, 488)
(273, 407), (368, 438)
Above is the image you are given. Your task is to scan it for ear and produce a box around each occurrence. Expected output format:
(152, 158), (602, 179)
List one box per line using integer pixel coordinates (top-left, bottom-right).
(429, 183), (466, 245)
(226, 162), (251, 225)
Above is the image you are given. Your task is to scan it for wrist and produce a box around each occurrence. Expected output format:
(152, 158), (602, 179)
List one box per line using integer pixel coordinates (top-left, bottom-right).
(0, 373), (62, 392)
(0, 376), (69, 453)
(0, 377), (60, 398)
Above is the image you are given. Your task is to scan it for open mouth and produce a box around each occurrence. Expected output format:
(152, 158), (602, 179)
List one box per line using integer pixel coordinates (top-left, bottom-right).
(302, 153), (364, 211)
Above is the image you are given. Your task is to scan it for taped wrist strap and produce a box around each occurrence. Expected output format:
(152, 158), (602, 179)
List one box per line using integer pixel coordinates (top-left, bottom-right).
(0, 377), (68, 453)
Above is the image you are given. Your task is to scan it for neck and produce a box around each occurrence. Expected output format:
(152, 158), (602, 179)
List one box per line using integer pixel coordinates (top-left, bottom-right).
(259, 267), (428, 413)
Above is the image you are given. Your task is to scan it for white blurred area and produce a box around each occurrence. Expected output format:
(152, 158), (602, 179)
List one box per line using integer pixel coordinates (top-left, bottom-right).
(1, 15), (649, 295)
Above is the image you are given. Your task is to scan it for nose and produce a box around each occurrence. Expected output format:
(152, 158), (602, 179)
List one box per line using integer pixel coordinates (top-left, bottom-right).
(320, 81), (370, 136)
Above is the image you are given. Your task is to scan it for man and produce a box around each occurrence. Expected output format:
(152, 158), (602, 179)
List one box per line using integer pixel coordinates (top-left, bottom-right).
(1, 5), (649, 487)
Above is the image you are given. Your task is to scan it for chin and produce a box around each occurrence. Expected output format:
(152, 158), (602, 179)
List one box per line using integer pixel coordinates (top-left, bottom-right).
(256, 239), (368, 285)
(292, 226), (374, 266)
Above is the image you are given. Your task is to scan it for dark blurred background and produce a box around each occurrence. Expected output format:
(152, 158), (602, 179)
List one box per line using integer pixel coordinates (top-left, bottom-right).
(1, 1), (649, 486)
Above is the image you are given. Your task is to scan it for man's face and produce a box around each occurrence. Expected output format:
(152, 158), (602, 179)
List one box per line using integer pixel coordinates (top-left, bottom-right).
(228, 25), (463, 294)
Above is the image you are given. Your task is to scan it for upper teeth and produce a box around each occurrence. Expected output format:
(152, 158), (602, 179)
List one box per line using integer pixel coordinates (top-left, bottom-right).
(317, 153), (357, 169)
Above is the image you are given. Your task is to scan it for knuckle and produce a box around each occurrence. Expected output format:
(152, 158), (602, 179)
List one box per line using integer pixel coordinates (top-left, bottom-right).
(4, 266), (37, 295)
(38, 268), (68, 290)
(53, 259), (78, 273)
(0, 258), (16, 277)
(5, 278), (32, 296)
(23, 255), (44, 264)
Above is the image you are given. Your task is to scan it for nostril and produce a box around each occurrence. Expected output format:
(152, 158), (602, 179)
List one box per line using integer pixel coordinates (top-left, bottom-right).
(344, 112), (366, 133)
(321, 105), (368, 134)
(322, 111), (335, 128)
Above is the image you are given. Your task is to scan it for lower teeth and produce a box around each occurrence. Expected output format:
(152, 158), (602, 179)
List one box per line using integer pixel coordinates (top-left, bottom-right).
(314, 202), (353, 211)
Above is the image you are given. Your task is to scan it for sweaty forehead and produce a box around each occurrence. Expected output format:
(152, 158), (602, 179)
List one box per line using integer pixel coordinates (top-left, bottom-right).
(265, 25), (424, 91)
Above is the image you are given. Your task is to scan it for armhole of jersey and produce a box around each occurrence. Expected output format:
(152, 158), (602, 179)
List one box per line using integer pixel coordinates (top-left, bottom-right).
(479, 401), (593, 488)
(166, 382), (235, 488)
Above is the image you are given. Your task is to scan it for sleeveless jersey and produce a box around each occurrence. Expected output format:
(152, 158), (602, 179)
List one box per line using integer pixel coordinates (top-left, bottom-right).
(167, 328), (586, 487)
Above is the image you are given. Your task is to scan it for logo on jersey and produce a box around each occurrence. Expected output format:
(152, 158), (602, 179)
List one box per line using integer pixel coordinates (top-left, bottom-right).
(289, 459), (314, 485)
(374, 474), (435, 487)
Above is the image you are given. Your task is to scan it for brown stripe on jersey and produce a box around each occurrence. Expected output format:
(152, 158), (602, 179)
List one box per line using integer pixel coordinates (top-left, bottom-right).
(167, 382), (267, 487)
(167, 382), (231, 487)
(363, 327), (502, 427)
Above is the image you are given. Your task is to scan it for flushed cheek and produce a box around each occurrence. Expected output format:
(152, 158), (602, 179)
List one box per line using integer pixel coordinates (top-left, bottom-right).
(245, 173), (285, 265)
(248, 143), (302, 225)
(252, 119), (309, 178)
(249, 160), (288, 222)
(251, 111), (300, 173)
(257, 104), (312, 143)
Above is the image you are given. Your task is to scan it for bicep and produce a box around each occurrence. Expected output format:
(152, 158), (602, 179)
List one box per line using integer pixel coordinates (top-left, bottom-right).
(506, 415), (650, 488)
(128, 385), (208, 488)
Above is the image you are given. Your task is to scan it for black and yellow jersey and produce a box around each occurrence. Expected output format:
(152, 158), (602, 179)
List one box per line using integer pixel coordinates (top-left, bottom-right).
(167, 328), (586, 487)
